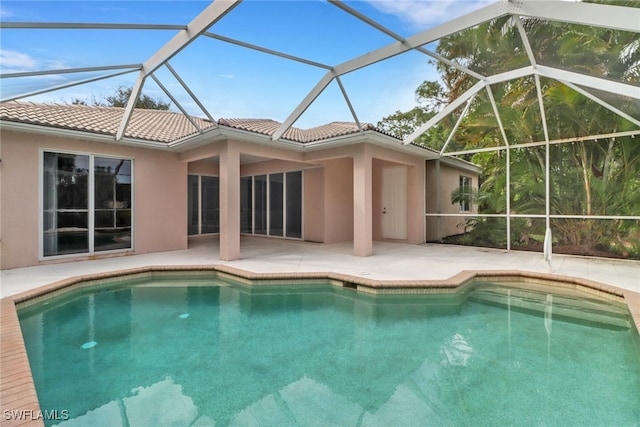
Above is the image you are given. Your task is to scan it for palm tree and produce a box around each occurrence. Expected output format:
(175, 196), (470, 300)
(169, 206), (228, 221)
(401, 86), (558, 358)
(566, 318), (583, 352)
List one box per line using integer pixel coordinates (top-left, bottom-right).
(379, 3), (640, 257)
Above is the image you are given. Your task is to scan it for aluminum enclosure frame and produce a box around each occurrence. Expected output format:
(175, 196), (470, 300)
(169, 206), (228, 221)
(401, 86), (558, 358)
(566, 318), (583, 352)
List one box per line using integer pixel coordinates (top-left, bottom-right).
(1, 0), (638, 261)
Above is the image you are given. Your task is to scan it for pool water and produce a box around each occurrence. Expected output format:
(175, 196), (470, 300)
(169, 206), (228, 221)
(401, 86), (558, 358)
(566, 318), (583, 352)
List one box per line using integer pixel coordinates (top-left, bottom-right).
(18, 277), (640, 427)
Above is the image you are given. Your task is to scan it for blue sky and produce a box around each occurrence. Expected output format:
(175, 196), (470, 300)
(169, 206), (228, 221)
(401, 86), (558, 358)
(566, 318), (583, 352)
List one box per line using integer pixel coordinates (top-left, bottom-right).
(0, 0), (492, 128)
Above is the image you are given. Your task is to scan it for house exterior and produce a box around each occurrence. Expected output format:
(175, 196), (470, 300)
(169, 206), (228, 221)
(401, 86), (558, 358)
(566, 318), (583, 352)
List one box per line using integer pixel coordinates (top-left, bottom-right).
(0, 101), (479, 270)
(425, 157), (481, 241)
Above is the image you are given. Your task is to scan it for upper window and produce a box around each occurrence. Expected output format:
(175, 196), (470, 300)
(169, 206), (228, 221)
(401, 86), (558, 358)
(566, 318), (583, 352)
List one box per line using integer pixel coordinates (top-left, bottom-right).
(42, 151), (133, 258)
(459, 175), (472, 212)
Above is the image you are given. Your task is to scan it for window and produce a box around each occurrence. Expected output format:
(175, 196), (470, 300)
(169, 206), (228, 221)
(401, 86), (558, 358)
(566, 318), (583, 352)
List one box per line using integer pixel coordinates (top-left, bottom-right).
(285, 171), (302, 238)
(201, 176), (219, 234)
(254, 175), (268, 235)
(459, 175), (472, 212)
(94, 157), (132, 251)
(269, 173), (284, 236)
(240, 177), (253, 233)
(187, 175), (219, 235)
(241, 171), (303, 238)
(42, 151), (132, 258)
(188, 175), (199, 235)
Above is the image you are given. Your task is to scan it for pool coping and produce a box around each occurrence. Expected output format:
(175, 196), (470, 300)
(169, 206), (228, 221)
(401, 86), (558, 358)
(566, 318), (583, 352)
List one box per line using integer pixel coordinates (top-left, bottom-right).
(2, 265), (639, 427)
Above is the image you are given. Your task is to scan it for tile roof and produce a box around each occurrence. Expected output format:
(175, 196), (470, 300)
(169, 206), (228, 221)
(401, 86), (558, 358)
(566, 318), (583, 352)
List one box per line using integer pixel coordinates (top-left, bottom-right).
(0, 101), (215, 143)
(218, 118), (378, 143)
(0, 101), (388, 144)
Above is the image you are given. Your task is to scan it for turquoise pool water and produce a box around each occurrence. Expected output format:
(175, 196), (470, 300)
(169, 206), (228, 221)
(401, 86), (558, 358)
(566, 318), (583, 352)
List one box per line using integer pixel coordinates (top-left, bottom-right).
(18, 276), (640, 427)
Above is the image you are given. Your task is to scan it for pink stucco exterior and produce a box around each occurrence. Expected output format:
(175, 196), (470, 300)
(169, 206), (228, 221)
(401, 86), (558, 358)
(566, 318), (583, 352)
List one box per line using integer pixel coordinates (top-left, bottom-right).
(0, 130), (187, 269)
(320, 157), (354, 244)
(303, 167), (324, 243)
(0, 121), (475, 269)
(425, 159), (480, 241)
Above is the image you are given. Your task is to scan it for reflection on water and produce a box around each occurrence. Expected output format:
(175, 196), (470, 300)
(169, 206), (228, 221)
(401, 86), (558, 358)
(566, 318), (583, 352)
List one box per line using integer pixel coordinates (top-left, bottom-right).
(55, 377), (214, 427)
(442, 334), (473, 367)
(17, 278), (640, 427)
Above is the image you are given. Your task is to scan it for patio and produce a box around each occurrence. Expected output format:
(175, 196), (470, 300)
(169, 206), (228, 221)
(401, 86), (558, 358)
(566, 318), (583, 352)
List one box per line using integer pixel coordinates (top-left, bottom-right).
(2, 238), (639, 298)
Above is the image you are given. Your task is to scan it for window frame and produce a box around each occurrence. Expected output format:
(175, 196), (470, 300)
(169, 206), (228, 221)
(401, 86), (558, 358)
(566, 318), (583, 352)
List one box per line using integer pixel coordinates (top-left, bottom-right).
(39, 149), (135, 260)
(459, 175), (472, 213)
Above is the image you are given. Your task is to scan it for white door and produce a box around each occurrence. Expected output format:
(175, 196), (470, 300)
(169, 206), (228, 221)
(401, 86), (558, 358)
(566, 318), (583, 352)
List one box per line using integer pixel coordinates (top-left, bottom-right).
(381, 166), (407, 240)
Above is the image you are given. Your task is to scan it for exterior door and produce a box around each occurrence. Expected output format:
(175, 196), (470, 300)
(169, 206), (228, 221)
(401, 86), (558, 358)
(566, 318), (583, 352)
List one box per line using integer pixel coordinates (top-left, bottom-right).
(381, 165), (407, 240)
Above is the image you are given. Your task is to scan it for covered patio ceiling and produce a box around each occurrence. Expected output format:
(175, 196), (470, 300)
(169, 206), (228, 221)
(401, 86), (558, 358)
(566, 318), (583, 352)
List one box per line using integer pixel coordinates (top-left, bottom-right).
(1, 0), (638, 156)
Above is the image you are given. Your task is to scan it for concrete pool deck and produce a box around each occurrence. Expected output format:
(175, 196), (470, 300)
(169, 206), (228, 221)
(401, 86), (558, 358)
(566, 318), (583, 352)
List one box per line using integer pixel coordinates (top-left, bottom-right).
(2, 238), (640, 297)
(1, 238), (639, 426)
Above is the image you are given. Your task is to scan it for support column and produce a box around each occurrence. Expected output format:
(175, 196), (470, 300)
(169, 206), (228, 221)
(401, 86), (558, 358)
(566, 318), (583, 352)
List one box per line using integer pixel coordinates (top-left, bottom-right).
(435, 159), (442, 242)
(407, 162), (425, 244)
(353, 146), (373, 256)
(219, 141), (240, 261)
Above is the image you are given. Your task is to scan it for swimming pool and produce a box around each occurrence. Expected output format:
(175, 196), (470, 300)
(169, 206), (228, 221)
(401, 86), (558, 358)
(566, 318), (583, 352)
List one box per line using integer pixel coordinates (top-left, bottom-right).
(17, 273), (640, 426)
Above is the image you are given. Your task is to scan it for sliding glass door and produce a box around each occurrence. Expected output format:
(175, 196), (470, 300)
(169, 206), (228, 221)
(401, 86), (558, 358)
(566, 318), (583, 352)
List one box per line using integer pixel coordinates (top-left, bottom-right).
(240, 171), (302, 239)
(201, 176), (219, 234)
(43, 152), (90, 256)
(42, 151), (132, 258)
(240, 177), (253, 233)
(269, 173), (284, 236)
(188, 175), (200, 235)
(254, 175), (268, 235)
(285, 171), (302, 238)
(94, 157), (132, 251)
(187, 175), (219, 235)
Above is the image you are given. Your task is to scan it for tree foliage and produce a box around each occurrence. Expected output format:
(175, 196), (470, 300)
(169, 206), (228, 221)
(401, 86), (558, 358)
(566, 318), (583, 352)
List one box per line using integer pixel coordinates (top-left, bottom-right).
(378, 2), (640, 258)
(71, 86), (171, 110)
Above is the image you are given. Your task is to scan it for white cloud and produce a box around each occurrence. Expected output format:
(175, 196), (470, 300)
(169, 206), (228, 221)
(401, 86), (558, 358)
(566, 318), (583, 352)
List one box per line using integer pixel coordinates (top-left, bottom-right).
(46, 59), (68, 70)
(364, 0), (495, 29)
(0, 49), (38, 70)
(219, 74), (235, 79)
(0, 49), (72, 74)
(0, 6), (13, 19)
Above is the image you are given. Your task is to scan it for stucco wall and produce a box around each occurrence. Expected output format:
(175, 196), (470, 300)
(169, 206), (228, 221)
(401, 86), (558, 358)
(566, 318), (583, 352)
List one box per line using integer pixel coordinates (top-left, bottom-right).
(372, 159), (394, 241)
(1, 126), (461, 268)
(188, 160), (219, 176)
(321, 157), (354, 244)
(240, 159), (312, 176)
(305, 144), (426, 246)
(370, 149), (425, 244)
(179, 138), (429, 247)
(0, 130), (187, 269)
(425, 160), (479, 241)
(303, 167), (324, 243)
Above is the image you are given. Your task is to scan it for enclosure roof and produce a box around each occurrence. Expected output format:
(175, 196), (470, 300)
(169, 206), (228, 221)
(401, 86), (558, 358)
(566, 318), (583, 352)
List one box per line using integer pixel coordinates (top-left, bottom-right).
(0, 0), (638, 154)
